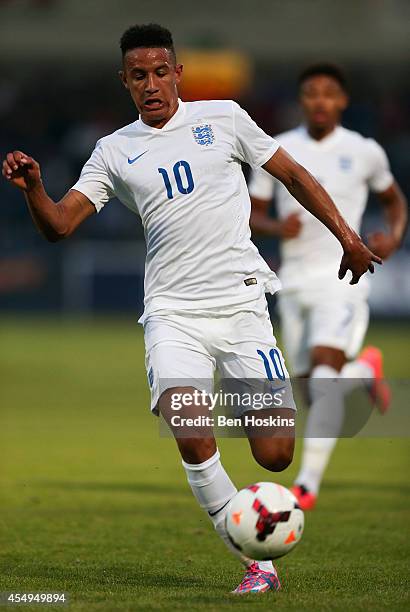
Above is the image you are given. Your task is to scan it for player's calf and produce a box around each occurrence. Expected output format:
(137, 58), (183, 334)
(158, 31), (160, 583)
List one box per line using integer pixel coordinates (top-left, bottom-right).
(176, 436), (217, 464)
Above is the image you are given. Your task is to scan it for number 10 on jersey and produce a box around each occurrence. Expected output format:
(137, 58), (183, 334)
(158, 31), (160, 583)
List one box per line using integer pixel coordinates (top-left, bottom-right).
(158, 161), (195, 199)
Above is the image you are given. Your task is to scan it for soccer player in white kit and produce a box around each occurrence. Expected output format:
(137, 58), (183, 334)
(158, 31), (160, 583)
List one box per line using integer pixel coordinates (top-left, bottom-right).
(2, 29), (383, 594)
(248, 64), (408, 511)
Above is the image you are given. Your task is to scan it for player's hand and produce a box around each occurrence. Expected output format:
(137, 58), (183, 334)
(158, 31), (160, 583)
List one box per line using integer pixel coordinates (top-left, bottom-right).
(2, 151), (41, 191)
(367, 231), (399, 260)
(338, 237), (382, 285)
(278, 213), (302, 239)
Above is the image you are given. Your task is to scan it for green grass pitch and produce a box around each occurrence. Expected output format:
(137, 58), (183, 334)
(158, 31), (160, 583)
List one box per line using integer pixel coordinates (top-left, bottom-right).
(1, 318), (409, 611)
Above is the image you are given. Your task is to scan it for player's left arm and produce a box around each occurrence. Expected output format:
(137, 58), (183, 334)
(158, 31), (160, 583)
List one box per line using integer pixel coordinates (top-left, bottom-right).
(368, 182), (408, 259)
(262, 146), (382, 285)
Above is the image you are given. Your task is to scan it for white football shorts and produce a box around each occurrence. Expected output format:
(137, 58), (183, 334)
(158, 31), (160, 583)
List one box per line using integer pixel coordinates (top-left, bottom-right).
(142, 297), (295, 415)
(278, 287), (369, 376)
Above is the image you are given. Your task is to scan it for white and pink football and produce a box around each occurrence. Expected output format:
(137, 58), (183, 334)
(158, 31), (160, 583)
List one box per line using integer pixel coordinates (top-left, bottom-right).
(225, 482), (304, 560)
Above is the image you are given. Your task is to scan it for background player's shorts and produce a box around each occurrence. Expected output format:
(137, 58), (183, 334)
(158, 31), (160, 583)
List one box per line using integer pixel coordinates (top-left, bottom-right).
(278, 288), (369, 376)
(142, 297), (295, 415)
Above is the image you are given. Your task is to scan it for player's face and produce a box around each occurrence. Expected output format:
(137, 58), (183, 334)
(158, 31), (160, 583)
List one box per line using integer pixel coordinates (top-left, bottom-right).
(299, 75), (348, 131)
(120, 47), (183, 128)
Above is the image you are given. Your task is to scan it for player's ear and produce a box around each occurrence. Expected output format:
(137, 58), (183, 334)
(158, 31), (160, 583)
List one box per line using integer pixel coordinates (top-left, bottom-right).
(340, 92), (349, 111)
(174, 63), (183, 84)
(119, 70), (129, 90)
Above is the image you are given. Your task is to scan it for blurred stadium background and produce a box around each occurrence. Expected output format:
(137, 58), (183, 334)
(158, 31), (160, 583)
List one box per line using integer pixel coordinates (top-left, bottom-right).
(0, 0), (409, 317)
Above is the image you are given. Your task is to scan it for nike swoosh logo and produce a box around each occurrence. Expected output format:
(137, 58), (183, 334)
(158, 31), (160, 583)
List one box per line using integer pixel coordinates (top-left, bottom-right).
(127, 150), (148, 164)
(272, 386), (286, 393)
(208, 499), (231, 517)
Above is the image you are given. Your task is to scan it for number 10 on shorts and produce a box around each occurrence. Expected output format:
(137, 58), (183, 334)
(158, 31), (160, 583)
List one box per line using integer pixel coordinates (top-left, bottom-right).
(257, 348), (286, 381)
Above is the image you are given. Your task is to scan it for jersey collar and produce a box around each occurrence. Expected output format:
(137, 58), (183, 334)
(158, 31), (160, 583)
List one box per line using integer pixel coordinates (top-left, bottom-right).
(299, 125), (344, 149)
(137, 99), (186, 134)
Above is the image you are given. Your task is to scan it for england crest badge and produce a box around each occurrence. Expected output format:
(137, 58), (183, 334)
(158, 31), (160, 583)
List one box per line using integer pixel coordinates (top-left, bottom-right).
(191, 124), (215, 146)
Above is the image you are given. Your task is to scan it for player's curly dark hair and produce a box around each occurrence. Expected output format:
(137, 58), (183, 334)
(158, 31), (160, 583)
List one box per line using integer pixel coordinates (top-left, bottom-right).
(120, 23), (176, 62)
(298, 63), (348, 92)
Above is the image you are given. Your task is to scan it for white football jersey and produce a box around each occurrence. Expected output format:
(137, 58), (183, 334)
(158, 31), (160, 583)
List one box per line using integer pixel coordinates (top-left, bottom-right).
(72, 100), (281, 320)
(248, 126), (393, 293)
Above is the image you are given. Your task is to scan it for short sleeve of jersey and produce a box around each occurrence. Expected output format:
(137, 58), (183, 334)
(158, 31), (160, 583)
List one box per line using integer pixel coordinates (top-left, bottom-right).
(232, 101), (280, 169)
(248, 166), (276, 201)
(365, 138), (394, 193)
(71, 139), (115, 212)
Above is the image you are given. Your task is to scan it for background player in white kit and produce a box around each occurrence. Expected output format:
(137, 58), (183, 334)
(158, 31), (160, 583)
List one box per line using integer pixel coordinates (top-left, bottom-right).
(249, 64), (408, 511)
(2, 29), (382, 595)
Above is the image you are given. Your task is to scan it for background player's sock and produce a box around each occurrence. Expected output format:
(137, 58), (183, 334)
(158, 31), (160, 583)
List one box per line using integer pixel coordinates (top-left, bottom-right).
(295, 437), (337, 495)
(295, 365), (343, 495)
(182, 449), (257, 567)
(339, 359), (373, 394)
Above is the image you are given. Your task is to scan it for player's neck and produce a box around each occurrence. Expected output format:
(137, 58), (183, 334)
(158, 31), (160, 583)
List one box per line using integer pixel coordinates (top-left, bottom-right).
(307, 124), (337, 141)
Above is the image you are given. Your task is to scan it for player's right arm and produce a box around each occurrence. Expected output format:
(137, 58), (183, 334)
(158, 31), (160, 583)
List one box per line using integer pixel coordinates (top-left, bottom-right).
(2, 150), (95, 242)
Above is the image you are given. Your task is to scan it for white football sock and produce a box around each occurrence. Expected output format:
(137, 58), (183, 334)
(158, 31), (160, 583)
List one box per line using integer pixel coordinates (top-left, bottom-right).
(339, 359), (374, 395)
(182, 449), (274, 572)
(295, 365), (344, 495)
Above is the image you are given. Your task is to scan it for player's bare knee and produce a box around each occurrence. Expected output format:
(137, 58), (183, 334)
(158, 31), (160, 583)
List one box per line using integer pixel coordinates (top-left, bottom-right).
(311, 346), (346, 372)
(251, 439), (294, 472)
(260, 452), (293, 472)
